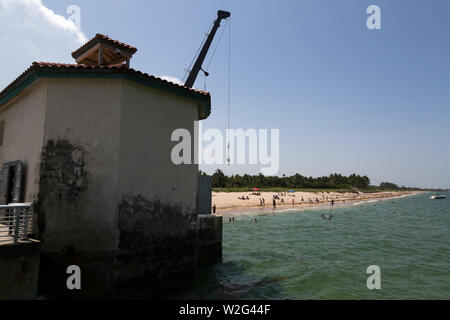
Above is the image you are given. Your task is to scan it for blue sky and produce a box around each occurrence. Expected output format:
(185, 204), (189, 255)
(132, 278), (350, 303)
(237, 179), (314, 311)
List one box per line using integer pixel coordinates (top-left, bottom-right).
(3, 0), (450, 188)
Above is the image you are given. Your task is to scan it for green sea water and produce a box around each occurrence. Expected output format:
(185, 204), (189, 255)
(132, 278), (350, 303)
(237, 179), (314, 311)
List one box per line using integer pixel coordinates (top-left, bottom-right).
(175, 193), (450, 299)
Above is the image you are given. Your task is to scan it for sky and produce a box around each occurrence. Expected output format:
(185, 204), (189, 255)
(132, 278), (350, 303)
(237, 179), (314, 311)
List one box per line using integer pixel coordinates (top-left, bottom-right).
(0, 0), (449, 189)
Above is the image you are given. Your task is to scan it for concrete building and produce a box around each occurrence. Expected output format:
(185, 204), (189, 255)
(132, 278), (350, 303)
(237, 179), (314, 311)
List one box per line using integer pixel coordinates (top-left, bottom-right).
(0, 34), (221, 298)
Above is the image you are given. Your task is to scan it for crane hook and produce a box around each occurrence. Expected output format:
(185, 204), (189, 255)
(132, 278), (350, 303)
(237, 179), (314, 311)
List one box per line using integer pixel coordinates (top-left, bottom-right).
(201, 67), (209, 77)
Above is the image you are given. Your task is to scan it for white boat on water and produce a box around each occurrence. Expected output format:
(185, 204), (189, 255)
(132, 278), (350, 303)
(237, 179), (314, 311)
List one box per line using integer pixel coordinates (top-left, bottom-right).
(430, 195), (446, 200)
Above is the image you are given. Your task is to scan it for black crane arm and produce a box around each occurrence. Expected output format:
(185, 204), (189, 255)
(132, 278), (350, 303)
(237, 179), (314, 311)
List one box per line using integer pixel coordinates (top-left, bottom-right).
(184, 10), (230, 89)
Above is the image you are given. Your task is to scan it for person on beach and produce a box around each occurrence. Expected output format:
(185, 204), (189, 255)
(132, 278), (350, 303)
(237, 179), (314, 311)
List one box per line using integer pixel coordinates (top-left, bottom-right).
(263, 198), (265, 206)
(292, 199), (295, 206)
(212, 204), (216, 214)
(273, 199), (276, 208)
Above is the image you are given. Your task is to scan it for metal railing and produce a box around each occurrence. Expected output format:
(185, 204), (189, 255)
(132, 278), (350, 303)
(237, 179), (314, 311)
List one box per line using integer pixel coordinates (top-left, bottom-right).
(0, 203), (33, 244)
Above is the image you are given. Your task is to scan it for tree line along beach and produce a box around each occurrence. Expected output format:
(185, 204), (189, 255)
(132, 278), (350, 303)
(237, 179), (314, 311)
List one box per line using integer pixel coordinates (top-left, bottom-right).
(206, 170), (430, 215)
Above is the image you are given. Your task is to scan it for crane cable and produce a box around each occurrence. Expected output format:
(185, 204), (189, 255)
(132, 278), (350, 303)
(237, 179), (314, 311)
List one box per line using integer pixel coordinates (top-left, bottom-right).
(199, 17), (232, 166)
(202, 18), (229, 90)
(226, 17), (231, 165)
(205, 19), (229, 74)
(193, 16), (232, 165)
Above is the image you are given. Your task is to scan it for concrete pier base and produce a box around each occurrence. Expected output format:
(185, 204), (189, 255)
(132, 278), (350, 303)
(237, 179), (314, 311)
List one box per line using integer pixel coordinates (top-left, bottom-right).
(197, 214), (222, 265)
(0, 240), (40, 300)
(32, 214), (223, 299)
(36, 215), (223, 299)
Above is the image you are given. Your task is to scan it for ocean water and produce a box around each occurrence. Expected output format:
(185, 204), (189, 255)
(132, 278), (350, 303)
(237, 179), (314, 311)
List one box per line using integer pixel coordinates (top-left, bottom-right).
(174, 193), (450, 299)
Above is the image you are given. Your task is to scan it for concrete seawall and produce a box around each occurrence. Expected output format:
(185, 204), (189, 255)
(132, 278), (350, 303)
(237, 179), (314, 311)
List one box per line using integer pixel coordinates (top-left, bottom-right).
(0, 213), (222, 299)
(197, 214), (222, 265)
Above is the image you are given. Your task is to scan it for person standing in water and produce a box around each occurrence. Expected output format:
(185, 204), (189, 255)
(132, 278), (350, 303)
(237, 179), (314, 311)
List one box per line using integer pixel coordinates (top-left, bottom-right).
(331, 200), (334, 207)
(273, 199), (276, 208)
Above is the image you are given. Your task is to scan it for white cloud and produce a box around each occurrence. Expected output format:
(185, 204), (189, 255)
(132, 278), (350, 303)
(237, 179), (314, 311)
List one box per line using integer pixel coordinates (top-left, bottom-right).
(0, 0), (87, 90)
(160, 75), (183, 86)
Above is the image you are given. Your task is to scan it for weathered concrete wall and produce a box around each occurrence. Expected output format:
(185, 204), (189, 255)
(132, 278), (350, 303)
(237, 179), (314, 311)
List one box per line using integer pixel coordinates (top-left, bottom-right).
(114, 80), (200, 290)
(197, 214), (222, 265)
(0, 76), (213, 297)
(39, 78), (122, 253)
(35, 78), (202, 296)
(118, 80), (199, 208)
(0, 80), (47, 207)
(0, 240), (40, 300)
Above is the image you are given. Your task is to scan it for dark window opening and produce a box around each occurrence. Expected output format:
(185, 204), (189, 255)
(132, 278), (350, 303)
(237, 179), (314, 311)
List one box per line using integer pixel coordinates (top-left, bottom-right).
(6, 166), (17, 204)
(0, 161), (24, 204)
(0, 121), (4, 146)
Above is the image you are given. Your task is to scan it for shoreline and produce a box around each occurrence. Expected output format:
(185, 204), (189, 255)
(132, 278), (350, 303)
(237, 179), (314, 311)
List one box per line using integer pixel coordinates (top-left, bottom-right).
(212, 190), (425, 216)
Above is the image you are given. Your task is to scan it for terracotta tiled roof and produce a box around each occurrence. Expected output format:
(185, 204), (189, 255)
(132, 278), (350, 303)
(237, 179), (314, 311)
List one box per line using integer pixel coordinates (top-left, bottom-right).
(1, 62), (208, 96)
(0, 62), (211, 119)
(72, 33), (138, 58)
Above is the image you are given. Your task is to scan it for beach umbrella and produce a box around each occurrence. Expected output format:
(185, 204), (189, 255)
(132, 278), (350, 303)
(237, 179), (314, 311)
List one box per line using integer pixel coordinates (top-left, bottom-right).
(288, 190), (295, 193)
(253, 188), (260, 191)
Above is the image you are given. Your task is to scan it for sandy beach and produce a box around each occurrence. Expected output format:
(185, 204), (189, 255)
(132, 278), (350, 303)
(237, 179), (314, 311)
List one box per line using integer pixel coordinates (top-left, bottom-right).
(212, 190), (423, 215)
